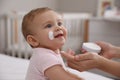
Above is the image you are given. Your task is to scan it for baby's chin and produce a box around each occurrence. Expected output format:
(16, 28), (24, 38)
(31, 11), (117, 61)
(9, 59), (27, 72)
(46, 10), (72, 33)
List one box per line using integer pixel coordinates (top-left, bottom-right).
(61, 39), (66, 45)
(60, 42), (66, 49)
(57, 42), (65, 49)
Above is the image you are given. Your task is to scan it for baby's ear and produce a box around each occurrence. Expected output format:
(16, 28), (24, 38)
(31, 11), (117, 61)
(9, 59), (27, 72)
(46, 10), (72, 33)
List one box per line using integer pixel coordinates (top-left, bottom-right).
(26, 35), (39, 47)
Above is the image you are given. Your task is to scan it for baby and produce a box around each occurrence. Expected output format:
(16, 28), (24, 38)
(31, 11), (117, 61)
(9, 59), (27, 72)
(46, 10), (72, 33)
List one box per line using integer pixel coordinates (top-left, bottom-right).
(22, 7), (84, 80)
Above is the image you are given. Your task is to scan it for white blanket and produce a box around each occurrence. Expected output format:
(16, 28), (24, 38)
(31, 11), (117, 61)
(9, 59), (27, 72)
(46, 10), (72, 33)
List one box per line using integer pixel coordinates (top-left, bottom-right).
(0, 54), (29, 80)
(0, 53), (113, 80)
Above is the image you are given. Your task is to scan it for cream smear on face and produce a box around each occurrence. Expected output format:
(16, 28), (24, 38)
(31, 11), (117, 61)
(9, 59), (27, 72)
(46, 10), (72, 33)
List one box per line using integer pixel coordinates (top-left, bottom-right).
(48, 31), (54, 40)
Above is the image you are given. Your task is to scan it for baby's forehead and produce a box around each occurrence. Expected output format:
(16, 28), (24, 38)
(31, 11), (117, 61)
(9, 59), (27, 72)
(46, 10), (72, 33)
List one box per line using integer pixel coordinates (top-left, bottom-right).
(38, 10), (62, 18)
(34, 11), (63, 23)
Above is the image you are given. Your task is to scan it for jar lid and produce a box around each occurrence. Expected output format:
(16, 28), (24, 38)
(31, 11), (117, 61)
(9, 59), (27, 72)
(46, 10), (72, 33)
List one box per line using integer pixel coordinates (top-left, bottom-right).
(82, 42), (101, 53)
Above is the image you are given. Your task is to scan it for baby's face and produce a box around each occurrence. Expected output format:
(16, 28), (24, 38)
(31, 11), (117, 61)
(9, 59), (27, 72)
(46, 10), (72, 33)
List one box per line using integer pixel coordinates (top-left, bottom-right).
(32, 10), (67, 50)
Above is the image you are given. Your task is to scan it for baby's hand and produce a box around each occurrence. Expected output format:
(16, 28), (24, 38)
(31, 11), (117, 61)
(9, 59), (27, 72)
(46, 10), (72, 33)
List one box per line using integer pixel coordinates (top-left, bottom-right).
(61, 49), (75, 59)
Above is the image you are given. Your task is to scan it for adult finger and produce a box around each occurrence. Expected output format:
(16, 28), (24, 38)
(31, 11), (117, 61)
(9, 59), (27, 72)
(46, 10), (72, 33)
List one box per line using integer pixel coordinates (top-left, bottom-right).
(67, 60), (95, 72)
(74, 53), (95, 61)
(95, 41), (109, 49)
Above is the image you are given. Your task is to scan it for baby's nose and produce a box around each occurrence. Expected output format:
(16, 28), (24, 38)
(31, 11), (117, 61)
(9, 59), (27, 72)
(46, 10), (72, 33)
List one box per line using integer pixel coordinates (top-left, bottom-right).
(55, 26), (62, 31)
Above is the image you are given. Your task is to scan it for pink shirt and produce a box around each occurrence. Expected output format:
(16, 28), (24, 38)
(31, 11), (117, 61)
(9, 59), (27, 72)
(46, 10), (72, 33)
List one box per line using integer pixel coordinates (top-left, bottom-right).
(25, 48), (66, 80)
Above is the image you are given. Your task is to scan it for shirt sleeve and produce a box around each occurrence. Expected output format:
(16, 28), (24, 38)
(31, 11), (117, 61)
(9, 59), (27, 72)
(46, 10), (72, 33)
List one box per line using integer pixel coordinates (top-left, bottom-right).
(32, 52), (62, 75)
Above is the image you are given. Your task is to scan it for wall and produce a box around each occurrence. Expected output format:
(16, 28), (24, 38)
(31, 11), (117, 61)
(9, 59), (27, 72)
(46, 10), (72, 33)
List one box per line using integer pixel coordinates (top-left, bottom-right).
(58, 0), (98, 16)
(89, 19), (120, 46)
(114, 0), (120, 8)
(0, 0), (58, 14)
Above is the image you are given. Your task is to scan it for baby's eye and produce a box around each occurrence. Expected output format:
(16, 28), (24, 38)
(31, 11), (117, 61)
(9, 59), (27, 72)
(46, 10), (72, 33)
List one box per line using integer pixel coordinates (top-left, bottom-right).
(58, 22), (63, 26)
(46, 24), (52, 28)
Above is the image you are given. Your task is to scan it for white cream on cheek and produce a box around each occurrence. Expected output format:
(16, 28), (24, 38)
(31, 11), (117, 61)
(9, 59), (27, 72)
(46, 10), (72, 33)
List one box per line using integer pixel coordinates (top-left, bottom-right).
(48, 31), (54, 40)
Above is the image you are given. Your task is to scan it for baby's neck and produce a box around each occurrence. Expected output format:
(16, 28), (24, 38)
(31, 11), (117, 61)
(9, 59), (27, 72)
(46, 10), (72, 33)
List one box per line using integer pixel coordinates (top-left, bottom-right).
(54, 49), (60, 54)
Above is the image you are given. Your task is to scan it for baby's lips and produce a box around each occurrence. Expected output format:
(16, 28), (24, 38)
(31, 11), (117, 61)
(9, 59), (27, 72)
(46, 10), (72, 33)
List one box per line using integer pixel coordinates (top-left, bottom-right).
(54, 33), (63, 38)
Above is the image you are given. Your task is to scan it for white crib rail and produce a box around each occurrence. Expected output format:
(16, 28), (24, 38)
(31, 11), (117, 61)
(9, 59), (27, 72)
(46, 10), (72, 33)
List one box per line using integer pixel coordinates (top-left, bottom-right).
(3, 12), (32, 59)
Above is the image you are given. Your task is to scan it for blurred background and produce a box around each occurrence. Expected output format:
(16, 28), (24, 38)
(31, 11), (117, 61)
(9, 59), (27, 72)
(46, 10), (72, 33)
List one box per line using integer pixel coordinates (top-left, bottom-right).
(0, 0), (120, 80)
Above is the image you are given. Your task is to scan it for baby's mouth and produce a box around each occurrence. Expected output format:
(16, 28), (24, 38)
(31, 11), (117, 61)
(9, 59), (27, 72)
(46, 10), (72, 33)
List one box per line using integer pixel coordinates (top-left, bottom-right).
(54, 33), (64, 38)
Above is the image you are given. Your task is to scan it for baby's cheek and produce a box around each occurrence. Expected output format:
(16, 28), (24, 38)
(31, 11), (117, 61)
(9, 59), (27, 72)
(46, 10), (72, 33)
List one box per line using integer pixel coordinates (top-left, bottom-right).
(64, 29), (67, 39)
(48, 31), (54, 40)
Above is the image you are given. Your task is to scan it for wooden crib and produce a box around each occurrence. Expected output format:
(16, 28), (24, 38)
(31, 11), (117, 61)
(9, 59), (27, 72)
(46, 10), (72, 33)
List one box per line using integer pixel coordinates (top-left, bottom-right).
(0, 12), (91, 59)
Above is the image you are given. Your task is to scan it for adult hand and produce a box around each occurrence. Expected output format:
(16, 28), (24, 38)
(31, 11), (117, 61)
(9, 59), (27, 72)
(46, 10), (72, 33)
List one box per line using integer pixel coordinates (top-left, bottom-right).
(61, 51), (102, 72)
(96, 41), (118, 59)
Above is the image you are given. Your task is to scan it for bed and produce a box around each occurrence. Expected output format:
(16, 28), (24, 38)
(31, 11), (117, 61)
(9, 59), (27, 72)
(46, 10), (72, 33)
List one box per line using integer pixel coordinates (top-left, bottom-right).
(0, 53), (29, 80)
(0, 53), (114, 80)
